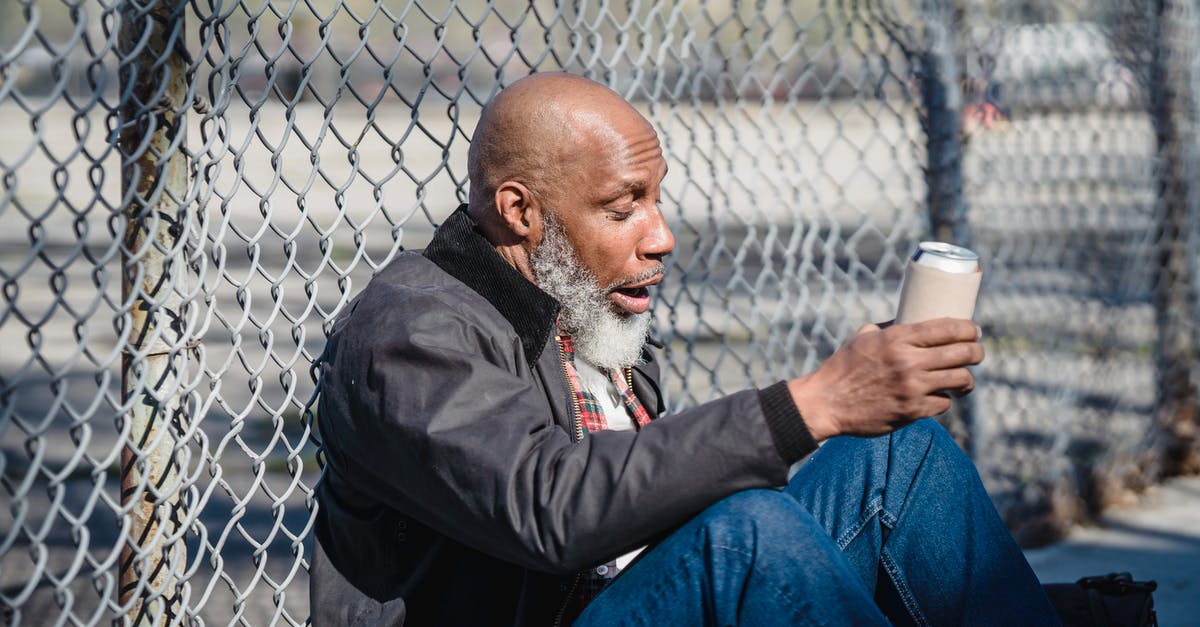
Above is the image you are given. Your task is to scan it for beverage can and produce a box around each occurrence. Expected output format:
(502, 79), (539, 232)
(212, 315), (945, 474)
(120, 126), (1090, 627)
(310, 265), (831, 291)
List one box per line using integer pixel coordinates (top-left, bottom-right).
(911, 241), (979, 273)
(894, 241), (983, 324)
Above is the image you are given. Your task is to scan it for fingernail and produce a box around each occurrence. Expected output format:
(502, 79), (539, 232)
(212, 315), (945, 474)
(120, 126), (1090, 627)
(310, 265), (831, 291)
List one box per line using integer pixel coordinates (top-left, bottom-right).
(975, 324), (982, 340)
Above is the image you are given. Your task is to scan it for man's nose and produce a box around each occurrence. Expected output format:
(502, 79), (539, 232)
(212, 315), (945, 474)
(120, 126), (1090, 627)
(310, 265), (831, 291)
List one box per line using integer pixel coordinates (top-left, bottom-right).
(641, 205), (675, 260)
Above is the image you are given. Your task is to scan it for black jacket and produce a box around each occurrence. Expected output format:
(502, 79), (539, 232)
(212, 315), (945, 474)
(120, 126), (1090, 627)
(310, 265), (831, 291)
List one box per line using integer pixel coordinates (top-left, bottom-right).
(310, 206), (817, 625)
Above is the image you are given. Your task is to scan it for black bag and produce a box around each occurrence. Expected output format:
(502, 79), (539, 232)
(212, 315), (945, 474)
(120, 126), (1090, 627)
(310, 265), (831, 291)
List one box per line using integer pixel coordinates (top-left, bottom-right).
(1042, 572), (1158, 627)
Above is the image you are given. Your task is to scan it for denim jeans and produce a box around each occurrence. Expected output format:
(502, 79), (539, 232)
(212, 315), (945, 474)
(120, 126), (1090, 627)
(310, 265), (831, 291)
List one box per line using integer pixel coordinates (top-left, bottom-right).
(574, 419), (1060, 626)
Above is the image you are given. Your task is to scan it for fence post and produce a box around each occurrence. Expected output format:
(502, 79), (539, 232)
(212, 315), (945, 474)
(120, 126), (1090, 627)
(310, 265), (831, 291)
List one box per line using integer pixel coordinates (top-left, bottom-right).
(918, 0), (977, 455)
(117, 0), (191, 622)
(1150, 0), (1200, 476)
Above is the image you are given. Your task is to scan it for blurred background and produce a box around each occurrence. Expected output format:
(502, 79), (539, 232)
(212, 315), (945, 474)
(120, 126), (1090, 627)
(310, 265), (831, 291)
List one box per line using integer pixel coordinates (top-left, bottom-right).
(1, 0), (1198, 623)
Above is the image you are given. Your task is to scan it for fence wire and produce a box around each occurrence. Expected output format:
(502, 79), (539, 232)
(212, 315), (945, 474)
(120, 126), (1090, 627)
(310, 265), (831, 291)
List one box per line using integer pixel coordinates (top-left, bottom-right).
(1, 0), (1198, 623)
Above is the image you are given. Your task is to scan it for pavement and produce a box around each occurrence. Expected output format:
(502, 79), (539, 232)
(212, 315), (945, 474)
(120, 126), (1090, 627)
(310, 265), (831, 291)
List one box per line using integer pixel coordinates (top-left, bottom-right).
(1024, 474), (1200, 627)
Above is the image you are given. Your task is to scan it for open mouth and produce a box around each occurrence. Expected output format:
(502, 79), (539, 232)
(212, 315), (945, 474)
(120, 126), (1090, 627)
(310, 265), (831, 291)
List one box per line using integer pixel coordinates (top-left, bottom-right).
(609, 284), (653, 315)
(614, 286), (649, 299)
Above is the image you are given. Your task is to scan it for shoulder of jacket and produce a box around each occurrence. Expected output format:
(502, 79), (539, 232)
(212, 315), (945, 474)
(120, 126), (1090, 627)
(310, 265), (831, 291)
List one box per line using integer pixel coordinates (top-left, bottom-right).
(340, 252), (518, 339)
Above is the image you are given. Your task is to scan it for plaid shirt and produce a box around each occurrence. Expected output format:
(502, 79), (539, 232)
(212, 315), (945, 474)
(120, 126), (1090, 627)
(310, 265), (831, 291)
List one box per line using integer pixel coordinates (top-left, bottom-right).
(556, 333), (653, 620)
(558, 335), (652, 434)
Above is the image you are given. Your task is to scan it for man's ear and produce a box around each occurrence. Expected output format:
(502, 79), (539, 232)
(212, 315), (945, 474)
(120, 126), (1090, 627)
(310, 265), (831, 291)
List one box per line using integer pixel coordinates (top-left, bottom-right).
(494, 181), (541, 240)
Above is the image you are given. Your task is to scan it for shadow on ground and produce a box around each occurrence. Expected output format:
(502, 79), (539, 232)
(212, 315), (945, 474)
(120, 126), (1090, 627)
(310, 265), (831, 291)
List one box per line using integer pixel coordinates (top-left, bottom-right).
(1024, 475), (1200, 627)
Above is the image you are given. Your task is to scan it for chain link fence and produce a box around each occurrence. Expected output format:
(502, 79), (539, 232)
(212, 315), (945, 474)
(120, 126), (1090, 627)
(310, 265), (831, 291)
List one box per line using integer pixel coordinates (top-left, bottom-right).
(2, 0), (1197, 623)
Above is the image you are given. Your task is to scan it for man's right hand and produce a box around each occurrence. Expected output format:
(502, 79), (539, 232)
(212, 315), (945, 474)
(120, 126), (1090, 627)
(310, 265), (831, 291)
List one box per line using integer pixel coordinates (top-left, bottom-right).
(787, 318), (984, 442)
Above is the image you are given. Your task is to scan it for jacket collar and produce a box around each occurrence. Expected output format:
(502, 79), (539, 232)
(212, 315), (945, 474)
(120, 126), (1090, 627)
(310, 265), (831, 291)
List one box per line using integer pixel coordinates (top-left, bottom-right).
(423, 204), (560, 366)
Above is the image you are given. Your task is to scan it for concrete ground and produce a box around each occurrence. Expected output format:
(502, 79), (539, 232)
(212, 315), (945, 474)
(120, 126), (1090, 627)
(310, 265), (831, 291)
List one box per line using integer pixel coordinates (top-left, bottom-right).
(1024, 475), (1200, 627)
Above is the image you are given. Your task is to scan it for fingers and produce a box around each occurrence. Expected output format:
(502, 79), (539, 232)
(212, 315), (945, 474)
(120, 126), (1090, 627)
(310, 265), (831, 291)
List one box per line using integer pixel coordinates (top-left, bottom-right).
(887, 319), (983, 372)
(922, 340), (985, 370)
(855, 322), (881, 336)
(899, 317), (981, 347)
(814, 319), (982, 435)
(918, 393), (954, 417)
(924, 367), (975, 397)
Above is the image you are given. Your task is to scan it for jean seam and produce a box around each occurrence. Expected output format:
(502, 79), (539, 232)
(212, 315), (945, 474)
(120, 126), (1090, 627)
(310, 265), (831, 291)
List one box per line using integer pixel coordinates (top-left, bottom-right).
(885, 421), (938, 528)
(880, 547), (930, 627)
(711, 543), (813, 624)
(834, 496), (884, 550)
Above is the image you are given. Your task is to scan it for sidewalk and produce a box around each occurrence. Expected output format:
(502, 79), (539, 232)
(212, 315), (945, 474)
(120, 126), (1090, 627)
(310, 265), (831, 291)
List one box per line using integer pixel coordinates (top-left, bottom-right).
(1023, 475), (1200, 626)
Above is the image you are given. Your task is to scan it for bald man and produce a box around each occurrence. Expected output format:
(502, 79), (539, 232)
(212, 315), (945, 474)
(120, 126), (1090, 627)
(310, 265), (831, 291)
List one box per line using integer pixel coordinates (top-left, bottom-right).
(311, 74), (1059, 626)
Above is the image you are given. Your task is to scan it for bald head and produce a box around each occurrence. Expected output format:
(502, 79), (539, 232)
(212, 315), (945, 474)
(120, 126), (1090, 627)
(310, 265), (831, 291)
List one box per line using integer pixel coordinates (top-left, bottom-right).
(467, 73), (652, 224)
(465, 73), (671, 294)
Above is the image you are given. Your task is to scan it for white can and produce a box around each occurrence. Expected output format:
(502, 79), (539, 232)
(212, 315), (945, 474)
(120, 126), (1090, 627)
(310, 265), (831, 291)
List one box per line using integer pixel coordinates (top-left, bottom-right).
(894, 241), (982, 324)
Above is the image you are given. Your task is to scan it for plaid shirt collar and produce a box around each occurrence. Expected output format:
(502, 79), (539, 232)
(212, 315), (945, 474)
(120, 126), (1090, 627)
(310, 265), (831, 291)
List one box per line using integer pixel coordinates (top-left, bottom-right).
(557, 334), (652, 435)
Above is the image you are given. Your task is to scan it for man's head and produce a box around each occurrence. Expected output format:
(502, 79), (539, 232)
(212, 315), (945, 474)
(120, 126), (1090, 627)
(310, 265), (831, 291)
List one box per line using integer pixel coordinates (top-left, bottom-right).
(468, 73), (675, 369)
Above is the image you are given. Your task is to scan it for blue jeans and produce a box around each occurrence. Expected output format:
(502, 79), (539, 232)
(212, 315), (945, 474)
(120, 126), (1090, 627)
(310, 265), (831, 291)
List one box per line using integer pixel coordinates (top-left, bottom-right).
(574, 419), (1060, 626)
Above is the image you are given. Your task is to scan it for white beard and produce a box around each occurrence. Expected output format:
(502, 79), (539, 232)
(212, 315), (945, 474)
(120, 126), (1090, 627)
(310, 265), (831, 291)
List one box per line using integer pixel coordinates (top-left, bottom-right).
(530, 215), (652, 371)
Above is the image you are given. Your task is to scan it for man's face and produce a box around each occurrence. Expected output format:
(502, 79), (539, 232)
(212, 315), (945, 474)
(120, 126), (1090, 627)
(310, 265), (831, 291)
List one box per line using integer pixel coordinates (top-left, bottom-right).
(540, 112), (675, 317)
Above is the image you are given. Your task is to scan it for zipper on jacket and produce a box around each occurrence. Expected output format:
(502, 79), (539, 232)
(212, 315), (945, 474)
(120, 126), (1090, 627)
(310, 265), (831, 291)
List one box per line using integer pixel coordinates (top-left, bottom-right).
(553, 334), (585, 627)
(552, 572), (583, 627)
(557, 335), (584, 443)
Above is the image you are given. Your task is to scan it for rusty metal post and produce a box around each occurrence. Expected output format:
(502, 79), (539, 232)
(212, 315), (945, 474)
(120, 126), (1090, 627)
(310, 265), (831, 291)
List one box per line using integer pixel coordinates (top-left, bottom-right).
(1150, 0), (1200, 476)
(117, 0), (191, 622)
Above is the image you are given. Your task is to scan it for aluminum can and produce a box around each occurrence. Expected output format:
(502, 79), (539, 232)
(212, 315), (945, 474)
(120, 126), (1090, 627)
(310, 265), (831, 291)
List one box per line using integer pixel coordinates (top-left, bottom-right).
(894, 241), (982, 324)
(911, 242), (979, 273)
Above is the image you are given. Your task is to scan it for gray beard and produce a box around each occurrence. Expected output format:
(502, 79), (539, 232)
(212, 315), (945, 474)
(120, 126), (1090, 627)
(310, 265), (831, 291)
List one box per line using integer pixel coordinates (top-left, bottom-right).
(530, 215), (652, 371)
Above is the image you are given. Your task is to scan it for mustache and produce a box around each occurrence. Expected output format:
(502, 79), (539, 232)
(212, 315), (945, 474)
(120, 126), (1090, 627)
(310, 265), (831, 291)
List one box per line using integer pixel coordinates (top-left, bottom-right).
(606, 263), (666, 292)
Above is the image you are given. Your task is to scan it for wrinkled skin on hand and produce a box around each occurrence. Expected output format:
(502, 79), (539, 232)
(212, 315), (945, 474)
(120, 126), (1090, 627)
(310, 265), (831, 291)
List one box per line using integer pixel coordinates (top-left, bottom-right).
(789, 318), (984, 441)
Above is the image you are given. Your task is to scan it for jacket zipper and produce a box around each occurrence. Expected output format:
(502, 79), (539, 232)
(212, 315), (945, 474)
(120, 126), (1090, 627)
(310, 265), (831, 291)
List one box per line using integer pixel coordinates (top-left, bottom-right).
(557, 335), (584, 443)
(552, 571), (583, 627)
(553, 335), (584, 626)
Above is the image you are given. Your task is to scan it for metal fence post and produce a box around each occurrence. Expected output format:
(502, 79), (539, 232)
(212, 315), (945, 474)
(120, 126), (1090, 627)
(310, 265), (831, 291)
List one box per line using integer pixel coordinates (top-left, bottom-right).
(918, 0), (977, 456)
(1150, 0), (1200, 476)
(920, 1), (969, 247)
(117, 0), (191, 622)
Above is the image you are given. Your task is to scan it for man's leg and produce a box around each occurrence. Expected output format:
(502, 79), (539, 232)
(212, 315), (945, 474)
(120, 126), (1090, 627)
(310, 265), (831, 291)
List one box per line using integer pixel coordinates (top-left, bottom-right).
(573, 490), (889, 626)
(786, 418), (1060, 626)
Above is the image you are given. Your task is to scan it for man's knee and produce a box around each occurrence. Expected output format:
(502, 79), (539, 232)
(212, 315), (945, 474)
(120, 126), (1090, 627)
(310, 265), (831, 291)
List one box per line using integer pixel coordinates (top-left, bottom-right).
(893, 418), (982, 485)
(895, 418), (965, 458)
(695, 490), (829, 555)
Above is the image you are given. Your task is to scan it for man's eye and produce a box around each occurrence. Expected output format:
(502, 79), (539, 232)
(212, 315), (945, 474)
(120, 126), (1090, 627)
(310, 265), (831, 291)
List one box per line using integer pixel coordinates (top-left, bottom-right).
(607, 201), (635, 220)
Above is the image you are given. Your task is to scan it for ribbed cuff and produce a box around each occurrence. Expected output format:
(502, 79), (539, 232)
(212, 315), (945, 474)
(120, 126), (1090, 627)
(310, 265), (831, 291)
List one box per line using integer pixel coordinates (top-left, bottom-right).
(757, 381), (818, 464)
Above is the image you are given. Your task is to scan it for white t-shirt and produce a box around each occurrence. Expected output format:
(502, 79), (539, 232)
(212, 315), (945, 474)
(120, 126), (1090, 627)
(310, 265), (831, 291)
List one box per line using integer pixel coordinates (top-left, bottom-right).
(574, 358), (643, 571)
(574, 359), (637, 432)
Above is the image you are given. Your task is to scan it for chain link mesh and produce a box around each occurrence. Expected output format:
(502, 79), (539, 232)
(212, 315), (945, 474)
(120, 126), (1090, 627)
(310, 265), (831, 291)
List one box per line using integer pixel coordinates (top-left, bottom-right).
(2, 0), (1197, 623)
